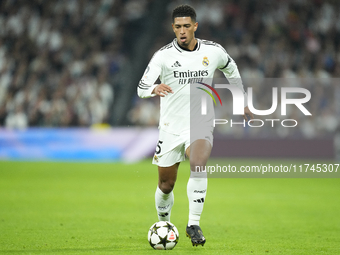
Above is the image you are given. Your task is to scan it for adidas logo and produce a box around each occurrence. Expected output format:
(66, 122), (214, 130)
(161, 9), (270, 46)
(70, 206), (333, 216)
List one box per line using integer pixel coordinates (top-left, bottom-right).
(158, 212), (169, 217)
(171, 61), (181, 67)
(193, 198), (205, 203)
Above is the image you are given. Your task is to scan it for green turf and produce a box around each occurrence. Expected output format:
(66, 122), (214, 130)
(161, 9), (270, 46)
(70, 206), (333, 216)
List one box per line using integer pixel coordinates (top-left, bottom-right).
(0, 159), (339, 254)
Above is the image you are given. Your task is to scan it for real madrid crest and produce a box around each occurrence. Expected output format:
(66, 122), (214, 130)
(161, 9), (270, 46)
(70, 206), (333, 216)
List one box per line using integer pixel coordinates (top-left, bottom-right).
(202, 56), (209, 66)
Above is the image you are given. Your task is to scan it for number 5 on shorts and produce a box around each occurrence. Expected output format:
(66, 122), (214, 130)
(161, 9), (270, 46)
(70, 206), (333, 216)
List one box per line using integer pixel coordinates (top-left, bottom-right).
(156, 140), (163, 155)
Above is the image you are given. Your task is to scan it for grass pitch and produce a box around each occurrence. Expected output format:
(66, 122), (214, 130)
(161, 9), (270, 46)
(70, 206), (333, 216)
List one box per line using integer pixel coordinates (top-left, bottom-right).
(0, 159), (339, 254)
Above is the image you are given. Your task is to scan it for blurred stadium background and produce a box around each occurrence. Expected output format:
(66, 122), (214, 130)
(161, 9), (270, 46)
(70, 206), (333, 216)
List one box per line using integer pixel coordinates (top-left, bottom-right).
(0, 0), (339, 161)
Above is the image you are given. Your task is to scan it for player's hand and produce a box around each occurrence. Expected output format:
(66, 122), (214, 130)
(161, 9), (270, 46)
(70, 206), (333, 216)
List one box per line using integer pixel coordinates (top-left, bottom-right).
(152, 84), (173, 97)
(243, 106), (254, 122)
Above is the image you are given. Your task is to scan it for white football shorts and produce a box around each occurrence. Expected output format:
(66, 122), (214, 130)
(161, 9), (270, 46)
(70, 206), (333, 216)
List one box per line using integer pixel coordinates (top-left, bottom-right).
(152, 129), (213, 167)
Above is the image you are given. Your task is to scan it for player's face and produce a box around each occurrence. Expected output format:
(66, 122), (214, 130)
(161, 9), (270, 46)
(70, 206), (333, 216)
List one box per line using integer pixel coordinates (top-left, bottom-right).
(172, 17), (198, 50)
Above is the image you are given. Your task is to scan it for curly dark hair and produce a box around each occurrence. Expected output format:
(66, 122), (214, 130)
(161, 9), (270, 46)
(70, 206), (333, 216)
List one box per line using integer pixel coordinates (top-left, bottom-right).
(172, 4), (196, 22)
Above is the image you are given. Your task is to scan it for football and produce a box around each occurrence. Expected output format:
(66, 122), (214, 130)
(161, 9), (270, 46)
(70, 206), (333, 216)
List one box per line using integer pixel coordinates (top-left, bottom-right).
(148, 221), (179, 250)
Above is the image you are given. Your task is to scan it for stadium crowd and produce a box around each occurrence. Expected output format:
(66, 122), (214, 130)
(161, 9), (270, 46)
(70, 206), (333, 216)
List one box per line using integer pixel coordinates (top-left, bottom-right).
(0, 0), (139, 128)
(0, 0), (339, 138)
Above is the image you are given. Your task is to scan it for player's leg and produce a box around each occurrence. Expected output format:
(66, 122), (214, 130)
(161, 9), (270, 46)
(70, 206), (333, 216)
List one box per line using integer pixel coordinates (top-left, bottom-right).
(158, 163), (179, 194)
(186, 138), (212, 173)
(186, 139), (211, 226)
(155, 163), (179, 221)
(185, 139), (211, 246)
(153, 129), (186, 222)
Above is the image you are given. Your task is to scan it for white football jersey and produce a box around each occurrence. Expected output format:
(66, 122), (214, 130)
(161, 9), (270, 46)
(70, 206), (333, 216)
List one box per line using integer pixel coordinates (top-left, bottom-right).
(137, 38), (247, 135)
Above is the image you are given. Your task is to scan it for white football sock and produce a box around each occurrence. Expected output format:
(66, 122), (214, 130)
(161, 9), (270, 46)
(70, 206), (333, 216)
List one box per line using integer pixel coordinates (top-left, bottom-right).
(155, 186), (174, 222)
(187, 171), (207, 226)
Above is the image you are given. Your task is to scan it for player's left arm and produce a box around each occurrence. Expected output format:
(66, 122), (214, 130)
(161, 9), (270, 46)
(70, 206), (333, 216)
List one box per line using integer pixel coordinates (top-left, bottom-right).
(217, 47), (254, 121)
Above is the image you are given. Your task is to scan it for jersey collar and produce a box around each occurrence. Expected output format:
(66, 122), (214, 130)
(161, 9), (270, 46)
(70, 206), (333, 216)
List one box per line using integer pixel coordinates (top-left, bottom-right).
(173, 38), (201, 53)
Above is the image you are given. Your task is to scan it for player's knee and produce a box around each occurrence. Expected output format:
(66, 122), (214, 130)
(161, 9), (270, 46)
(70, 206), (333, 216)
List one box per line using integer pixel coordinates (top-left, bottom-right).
(159, 180), (175, 194)
(190, 157), (207, 172)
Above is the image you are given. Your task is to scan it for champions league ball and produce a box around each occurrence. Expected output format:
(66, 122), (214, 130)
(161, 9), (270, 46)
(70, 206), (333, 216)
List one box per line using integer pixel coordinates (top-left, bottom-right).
(148, 221), (179, 250)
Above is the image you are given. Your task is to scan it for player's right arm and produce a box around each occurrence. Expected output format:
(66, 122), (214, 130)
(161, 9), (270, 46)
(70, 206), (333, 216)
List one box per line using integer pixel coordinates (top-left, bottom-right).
(137, 51), (173, 98)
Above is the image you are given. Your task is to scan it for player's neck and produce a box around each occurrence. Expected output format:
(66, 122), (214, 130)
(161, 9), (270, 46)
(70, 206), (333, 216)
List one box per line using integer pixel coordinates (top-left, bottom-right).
(177, 39), (198, 51)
